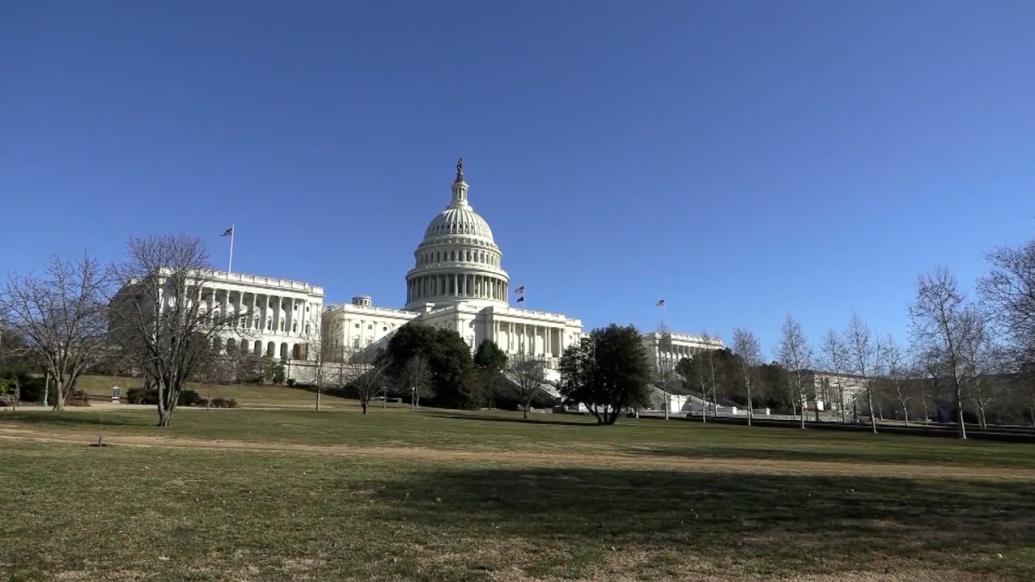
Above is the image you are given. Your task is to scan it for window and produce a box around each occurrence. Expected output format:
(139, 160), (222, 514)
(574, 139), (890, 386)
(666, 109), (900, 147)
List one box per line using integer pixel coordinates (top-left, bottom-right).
(353, 338), (360, 349)
(367, 324), (373, 330)
(354, 323), (360, 328)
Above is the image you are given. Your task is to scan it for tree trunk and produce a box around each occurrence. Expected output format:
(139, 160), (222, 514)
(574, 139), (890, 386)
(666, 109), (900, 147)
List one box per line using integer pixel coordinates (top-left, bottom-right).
(361, 400), (368, 415)
(799, 392), (806, 429)
(315, 386), (321, 412)
(867, 389), (877, 434)
(158, 387), (177, 427)
(51, 374), (66, 411)
(900, 399), (910, 426)
(746, 386), (753, 427)
(953, 379), (967, 440)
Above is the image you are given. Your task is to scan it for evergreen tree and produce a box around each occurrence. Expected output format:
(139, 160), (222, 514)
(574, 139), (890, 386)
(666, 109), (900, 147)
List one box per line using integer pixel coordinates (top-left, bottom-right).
(559, 324), (652, 425)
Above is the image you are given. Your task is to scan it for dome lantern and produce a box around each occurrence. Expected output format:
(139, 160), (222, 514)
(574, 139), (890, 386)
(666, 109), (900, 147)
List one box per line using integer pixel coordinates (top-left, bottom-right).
(404, 159), (510, 311)
(450, 157), (469, 207)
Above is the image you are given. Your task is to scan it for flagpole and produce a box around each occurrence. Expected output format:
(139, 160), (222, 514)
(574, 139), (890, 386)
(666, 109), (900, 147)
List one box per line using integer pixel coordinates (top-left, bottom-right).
(228, 224), (235, 274)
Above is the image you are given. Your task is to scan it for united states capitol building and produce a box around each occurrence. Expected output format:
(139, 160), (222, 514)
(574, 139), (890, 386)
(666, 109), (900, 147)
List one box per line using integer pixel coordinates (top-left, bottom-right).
(205, 160), (722, 380)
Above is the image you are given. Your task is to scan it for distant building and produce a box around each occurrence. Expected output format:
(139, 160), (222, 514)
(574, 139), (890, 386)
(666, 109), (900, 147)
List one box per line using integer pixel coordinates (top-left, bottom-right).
(321, 160), (582, 371)
(117, 161), (727, 386)
(113, 269), (325, 379)
(642, 331), (725, 375)
(801, 370), (868, 412)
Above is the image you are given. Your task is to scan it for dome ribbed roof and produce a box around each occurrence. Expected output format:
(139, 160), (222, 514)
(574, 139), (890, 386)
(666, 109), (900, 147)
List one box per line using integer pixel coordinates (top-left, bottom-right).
(422, 206), (495, 242)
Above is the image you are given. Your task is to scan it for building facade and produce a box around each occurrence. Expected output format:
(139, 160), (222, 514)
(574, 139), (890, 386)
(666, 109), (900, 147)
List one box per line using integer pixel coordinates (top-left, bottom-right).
(804, 370), (868, 412)
(322, 159), (583, 368)
(113, 269), (325, 381)
(201, 270), (325, 363)
(642, 331), (725, 375)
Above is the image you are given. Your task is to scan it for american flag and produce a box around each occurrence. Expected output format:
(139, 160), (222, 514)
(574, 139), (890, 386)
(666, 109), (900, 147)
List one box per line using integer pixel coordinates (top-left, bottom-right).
(221, 226), (234, 237)
(656, 299), (665, 307)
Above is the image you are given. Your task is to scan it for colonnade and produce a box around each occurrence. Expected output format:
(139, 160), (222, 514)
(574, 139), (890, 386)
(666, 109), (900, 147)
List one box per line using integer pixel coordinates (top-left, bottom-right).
(200, 287), (318, 338)
(492, 320), (565, 359)
(407, 273), (508, 303)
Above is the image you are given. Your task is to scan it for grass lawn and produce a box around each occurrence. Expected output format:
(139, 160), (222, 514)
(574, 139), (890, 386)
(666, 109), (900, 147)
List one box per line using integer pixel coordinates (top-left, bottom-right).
(76, 374), (354, 409)
(2, 404), (1035, 580)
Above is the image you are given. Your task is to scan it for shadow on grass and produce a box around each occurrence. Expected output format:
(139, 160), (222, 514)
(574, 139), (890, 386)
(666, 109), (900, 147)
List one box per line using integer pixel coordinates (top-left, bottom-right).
(0, 411), (144, 428)
(424, 411), (600, 428)
(374, 467), (1035, 578)
(620, 443), (1035, 469)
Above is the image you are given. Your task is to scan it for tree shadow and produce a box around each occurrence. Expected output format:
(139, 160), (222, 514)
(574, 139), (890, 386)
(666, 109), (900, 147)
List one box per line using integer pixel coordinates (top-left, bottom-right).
(620, 443), (1035, 469)
(0, 411), (144, 427)
(424, 411), (599, 428)
(372, 466), (1035, 578)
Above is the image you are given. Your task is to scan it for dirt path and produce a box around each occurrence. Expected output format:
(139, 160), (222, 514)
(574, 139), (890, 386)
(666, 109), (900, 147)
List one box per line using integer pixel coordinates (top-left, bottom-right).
(3, 426), (1034, 482)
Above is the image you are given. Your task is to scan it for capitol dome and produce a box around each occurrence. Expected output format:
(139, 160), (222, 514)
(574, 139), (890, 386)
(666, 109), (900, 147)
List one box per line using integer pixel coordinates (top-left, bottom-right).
(405, 159), (510, 310)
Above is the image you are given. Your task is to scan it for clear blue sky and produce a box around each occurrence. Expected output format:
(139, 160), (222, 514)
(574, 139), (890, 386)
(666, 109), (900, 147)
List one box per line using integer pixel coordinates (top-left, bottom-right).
(2, 1), (1034, 357)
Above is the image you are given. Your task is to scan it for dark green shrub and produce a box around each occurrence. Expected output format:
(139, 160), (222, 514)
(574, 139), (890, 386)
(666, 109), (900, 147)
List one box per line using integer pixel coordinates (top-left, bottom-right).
(272, 363), (285, 385)
(209, 397), (238, 408)
(69, 390), (90, 407)
(125, 387), (157, 404)
(179, 390), (203, 407)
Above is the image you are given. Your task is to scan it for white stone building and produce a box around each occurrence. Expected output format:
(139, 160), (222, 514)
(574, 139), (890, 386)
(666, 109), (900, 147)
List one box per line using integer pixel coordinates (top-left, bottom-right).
(804, 370), (868, 412)
(201, 270), (325, 363)
(642, 330), (725, 374)
(323, 160), (582, 369)
(113, 269), (325, 380)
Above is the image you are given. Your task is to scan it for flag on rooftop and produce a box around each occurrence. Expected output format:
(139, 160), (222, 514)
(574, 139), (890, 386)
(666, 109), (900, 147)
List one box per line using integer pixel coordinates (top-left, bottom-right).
(656, 299), (665, 307)
(515, 285), (525, 294)
(221, 226), (234, 237)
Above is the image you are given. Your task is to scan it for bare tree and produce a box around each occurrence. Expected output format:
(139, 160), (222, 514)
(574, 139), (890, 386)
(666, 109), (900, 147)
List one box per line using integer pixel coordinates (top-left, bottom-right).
(980, 238), (1035, 363)
(820, 329), (850, 423)
(845, 313), (879, 434)
(508, 355), (547, 420)
(111, 235), (242, 427)
(876, 336), (912, 426)
(778, 315), (813, 428)
(909, 268), (982, 439)
(731, 328), (761, 426)
(399, 354), (433, 409)
(351, 349), (388, 415)
(0, 256), (110, 410)
(301, 308), (328, 412)
(676, 354), (708, 423)
(961, 323), (1007, 429)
